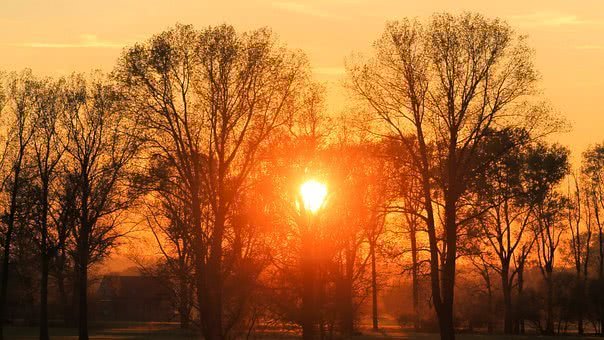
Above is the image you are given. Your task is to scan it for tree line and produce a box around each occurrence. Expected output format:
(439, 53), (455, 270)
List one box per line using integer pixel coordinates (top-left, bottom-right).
(0, 12), (602, 340)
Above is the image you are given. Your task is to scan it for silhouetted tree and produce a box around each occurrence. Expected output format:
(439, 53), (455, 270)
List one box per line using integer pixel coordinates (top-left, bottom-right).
(530, 144), (570, 334)
(0, 70), (37, 340)
(62, 74), (140, 340)
(115, 24), (310, 339)
(565, 173), (591, 335)
(347, 13), (543, 340)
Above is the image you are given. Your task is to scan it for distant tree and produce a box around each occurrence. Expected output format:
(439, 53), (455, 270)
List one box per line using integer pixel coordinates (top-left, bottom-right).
(324, 138), (389, 336)
(381, 137), (427, 332)
(133, 155), (196, 329)
(466, 253), (496, 333)
(470, 130), (566, 334)
(582, 143), (604, 333)
(530, 144), (570, 334)
(565, 173), (592, 335)
(347, 13), (545, 340)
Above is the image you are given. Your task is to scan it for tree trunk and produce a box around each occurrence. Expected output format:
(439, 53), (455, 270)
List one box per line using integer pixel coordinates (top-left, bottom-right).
(410, 221), (420, 332)
(77, 243), (89, 340)
(0, 162), (23, 340)
(40, 184), (50, 340)
(0, 222), (15, 340)
(301, 232), (317, 340)
(576, 269), (584, 335)
(40, 252), (50, 340)
(501, 264), (513, 334)
(487, 284), (494, 334)
(370, 240), (378, 332)
(205, 208), (225, 340)
(593, 205), (604, 336)
(438, 192), (457, 340)
(545, 269), (554, 335)
(78, 176), (90, 340)
(340, 246), (355, 336)
(515, 263), (525, 334)
(438, 302), (455, 340)
(178, 272), (190, 329)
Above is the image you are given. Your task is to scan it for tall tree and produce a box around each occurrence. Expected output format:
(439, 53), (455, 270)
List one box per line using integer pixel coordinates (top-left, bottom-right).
(566, 174), (592, 335)
(115, 24), (309, 339)
(529, 143), (570, 334)
(347, 14), (540, 340)
(30, 76), (65, 340)
(0, 70), (37, 340)
(62, 74), (139, 340)
(470, 130), (558, 334)
(582, 143), (604, 332)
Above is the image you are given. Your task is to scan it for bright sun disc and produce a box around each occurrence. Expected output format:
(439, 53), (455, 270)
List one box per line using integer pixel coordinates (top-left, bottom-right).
(300, 180), (327, 214)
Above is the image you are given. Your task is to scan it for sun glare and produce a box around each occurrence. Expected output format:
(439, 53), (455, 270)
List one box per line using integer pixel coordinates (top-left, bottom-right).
(300, 180), (327, 214)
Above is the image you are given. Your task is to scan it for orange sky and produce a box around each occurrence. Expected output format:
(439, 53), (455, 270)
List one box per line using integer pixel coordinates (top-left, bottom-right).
(1, 0), (603, 162)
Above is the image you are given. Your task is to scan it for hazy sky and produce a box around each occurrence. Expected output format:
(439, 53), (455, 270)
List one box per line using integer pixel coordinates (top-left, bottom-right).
(1, 0), (603, 161)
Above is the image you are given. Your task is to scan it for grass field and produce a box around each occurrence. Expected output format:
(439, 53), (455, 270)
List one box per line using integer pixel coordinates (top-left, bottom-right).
(4, 323), (604, 339)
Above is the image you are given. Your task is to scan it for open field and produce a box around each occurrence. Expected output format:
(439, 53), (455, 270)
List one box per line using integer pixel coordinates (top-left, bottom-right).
(3, 323), (604, 340)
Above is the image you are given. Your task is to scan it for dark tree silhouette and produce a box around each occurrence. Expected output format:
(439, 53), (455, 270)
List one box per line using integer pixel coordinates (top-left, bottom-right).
(115, 24), (310, 339)
(347, 13), (540, 340)
(0, 70), (37, 340)
(62, 74), (140, 340)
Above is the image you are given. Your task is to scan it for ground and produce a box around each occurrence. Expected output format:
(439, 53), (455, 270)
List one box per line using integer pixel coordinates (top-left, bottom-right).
(4, 323), (604, 339)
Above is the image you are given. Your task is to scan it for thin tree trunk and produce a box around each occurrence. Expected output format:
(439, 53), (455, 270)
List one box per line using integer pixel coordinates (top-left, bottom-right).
(501, 264), (513, 334)
(438, 192), (457, 340)
(301, 231), (317, 340)
(515, 262), (525, 334)
(178, 272), (190, 329)
(40, 250), (50, 340)
(486, 278), (494, 334)
(206, 208), (225, 340)
(341, 245), (355, 336)
(0, 160), (24, 340)
(410, 223), (420, 332)
(39, 183), (50, 340)
(545, 269), (554, 335)
(78, 176), (90, 340)
(77, 251), (89, 340)
(56, 267), (70, 326)
(370, 240), (378, 332)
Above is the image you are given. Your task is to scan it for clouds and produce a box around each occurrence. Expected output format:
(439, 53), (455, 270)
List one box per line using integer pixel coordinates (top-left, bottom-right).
(509, 11), (603, 28)
(14, 34), (126, 49)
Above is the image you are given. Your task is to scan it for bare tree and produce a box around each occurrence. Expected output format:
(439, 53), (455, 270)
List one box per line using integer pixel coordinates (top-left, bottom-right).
(0, 70), (37, 340)
(526, 143), (569, 335)
(470, 131), (563, 334)
(30, 76), (66, 340)
(347, 13), (540, 340)
(566, 173), (592, 335)
(582, 144), (604, 332)
(534, 192), (567, 334)
(134, 157), (196, 329)
(62, 73), (140, 340)
(115, 24), (309, 339)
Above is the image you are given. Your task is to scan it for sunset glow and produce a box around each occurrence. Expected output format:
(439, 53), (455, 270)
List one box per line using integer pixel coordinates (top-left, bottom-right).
(300, 180), (327, 214)
(3, 3), (604, 339)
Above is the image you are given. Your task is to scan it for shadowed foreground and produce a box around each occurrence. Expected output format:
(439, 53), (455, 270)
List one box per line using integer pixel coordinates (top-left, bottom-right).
(3, 323), (604, 340)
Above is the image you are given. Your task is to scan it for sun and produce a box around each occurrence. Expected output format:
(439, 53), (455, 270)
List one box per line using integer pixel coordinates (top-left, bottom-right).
(300, 180), (327, 214)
